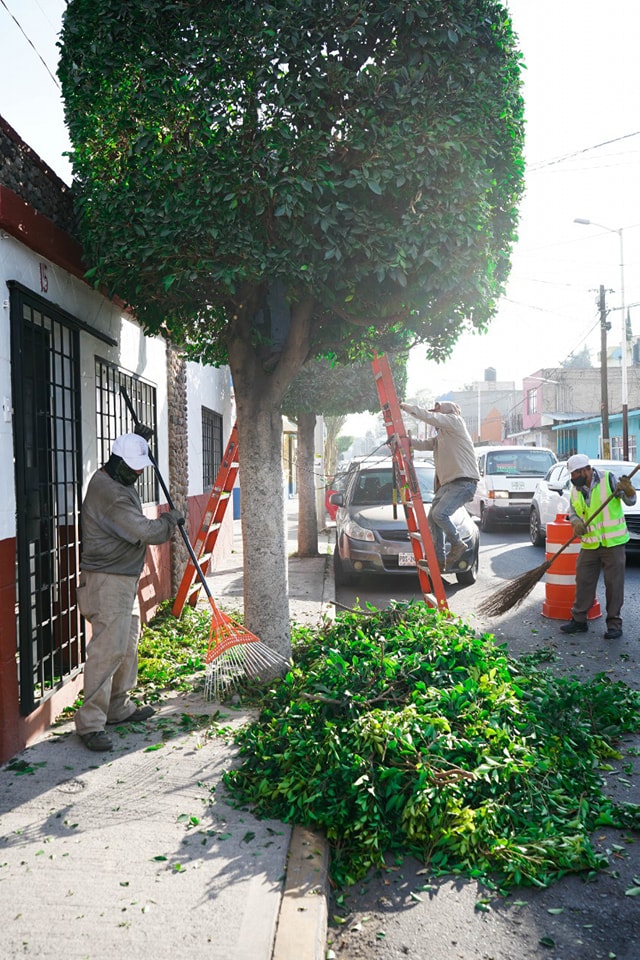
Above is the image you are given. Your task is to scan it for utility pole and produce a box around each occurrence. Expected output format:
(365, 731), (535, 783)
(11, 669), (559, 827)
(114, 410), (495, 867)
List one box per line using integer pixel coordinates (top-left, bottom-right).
(599, 284), (611, 458)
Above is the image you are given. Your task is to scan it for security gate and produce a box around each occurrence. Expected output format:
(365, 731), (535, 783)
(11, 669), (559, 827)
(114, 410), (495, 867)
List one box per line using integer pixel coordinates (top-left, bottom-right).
(10, 283), (85, 714)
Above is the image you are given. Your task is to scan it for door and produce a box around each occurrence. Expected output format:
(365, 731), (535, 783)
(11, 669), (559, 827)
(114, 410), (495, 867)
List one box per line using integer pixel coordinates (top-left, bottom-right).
(10, 284), (84, 714)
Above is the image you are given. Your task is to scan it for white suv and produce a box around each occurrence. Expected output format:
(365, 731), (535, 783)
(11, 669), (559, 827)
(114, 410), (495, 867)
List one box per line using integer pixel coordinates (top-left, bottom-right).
(529, 459), (640, 549)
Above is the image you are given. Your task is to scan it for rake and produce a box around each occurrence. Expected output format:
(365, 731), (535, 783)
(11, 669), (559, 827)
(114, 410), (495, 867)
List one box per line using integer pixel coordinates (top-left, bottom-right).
(478, 463), (640, 618)
(120, 387), (290, 700)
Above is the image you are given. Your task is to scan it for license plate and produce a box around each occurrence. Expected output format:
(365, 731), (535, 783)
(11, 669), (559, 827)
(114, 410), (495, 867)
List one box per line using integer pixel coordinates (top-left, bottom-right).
(398, 552), (416, 567)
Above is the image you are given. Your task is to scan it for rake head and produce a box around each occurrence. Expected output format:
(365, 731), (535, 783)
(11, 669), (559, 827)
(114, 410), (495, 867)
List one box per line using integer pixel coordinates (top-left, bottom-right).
(204, 605), (290, 701)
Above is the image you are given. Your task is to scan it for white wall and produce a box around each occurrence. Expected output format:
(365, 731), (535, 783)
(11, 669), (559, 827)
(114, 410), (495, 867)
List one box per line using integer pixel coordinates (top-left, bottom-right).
(186, 360), (233, 497)
(1, 234), (173, 538)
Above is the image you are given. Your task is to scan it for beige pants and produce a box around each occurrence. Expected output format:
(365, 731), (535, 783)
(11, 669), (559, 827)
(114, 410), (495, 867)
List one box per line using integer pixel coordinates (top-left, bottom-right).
(75, 571), (141, 735)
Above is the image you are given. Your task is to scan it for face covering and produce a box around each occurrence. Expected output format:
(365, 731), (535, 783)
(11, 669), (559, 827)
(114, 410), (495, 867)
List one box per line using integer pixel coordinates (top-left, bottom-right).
(104, 454), (140, 487)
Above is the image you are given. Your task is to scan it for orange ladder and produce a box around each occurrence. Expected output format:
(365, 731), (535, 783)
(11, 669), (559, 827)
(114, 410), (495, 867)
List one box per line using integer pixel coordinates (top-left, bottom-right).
(172, 421), (239, 616)
(371, 354), (448, 612)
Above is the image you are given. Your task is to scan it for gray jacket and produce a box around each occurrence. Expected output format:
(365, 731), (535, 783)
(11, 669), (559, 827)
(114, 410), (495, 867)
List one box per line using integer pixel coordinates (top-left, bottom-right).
(80, 468), (178, 576)
(404, 401), (480, 487)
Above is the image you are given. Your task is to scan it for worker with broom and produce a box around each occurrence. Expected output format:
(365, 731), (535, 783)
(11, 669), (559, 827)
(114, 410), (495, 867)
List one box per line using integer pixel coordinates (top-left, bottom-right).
(74, 429), (183, 752)
(398, 400), (479, 573)
(560, 453), (636, 640)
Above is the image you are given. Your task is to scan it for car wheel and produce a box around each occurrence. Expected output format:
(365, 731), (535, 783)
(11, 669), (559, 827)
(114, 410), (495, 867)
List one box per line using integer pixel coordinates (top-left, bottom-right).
(479, 505), (495, 533)
(333, 544), (353, 585)
(456, 546), (479, 586)
(529, 506), (545, 547)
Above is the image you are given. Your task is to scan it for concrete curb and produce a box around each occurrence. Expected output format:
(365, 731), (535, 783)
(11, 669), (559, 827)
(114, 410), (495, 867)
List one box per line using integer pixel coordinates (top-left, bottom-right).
(273, 825), (330, 960)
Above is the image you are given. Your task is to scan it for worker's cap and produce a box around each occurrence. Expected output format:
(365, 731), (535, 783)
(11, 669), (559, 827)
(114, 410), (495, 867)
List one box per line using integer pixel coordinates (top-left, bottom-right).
(430, 401), (460, 415)
(566, 453), (590, 473)
(112, 433), (152, 470)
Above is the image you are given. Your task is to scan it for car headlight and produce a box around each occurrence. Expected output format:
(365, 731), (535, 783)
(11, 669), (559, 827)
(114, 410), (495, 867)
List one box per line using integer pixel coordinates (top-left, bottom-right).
(488, 490), (509, 500)
(344, 518), (376, 542)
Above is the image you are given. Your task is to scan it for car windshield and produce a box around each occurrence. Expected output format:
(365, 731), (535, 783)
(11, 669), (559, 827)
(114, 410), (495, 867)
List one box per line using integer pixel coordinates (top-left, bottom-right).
(485, 450), (555, 477)
(592, 463), (640, 491)
(351, 464), (435, 505)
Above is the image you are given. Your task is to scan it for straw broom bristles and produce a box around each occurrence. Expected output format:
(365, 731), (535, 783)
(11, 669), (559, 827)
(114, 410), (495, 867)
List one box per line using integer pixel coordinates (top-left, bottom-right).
(477, 557), (553, 617)
(478, 462), (640, 618)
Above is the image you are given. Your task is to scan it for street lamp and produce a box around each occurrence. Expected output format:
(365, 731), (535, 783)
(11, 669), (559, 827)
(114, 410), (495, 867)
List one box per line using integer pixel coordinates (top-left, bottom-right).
(574, 217), (628, 459)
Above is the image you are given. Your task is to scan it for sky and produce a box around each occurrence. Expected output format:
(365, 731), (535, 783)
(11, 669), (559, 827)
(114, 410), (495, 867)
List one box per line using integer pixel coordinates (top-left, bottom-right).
(1, 0), (640, 404)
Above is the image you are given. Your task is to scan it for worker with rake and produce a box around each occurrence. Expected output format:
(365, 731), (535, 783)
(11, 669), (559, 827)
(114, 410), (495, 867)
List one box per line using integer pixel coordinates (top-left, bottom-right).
(399, 400), (479, 573)
(560, 453), (636, 641)
(75, 430), (183, 752)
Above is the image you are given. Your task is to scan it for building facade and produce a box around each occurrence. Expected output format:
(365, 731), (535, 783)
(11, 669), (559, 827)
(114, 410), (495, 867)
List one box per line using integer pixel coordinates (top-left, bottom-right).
(0, 117), (233, 762)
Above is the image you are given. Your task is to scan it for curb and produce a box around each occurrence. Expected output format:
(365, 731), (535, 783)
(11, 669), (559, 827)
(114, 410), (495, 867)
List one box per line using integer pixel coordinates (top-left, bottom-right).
(272, 825), (329, 960)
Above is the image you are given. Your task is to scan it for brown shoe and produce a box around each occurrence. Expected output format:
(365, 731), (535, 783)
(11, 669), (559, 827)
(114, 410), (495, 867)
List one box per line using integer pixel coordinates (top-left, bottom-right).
(80, 730), (113, 752)
(446, 542), (466, 569)
(107, 705), (156, 725)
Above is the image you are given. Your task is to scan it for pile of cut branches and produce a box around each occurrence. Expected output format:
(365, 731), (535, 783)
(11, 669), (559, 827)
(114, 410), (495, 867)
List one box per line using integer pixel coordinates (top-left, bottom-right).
(225, 603), (640, 889)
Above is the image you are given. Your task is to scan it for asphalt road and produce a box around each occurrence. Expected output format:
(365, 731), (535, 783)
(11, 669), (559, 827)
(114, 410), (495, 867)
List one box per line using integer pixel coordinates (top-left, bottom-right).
(329, 523), (640, 960)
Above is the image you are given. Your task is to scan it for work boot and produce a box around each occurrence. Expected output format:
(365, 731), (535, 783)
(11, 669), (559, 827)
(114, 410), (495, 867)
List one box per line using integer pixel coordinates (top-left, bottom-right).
(560, 619), (588, 634)
(80, 730), (113, 752)
(446, 541), (466, 569)
(604, 627), (622, 640)
(107, 705), (156, 725)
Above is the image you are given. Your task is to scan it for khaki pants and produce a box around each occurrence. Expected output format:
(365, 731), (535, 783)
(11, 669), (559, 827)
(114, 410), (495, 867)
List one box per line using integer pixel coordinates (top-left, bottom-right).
(75, 571), (141, 735)
(571, 544), (627, 631)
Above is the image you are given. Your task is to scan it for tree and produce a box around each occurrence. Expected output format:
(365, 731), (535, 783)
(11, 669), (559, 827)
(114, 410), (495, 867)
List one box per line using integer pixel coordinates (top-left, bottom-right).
(561, 347), (592, 369)
(324, 416), (347, 482)
(59, 0), (524, 662)
(282, 355), (408, 555)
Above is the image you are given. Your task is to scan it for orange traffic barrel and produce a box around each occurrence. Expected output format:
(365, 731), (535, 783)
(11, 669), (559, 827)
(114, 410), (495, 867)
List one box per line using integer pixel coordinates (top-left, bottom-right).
(542, 514), (601, 620)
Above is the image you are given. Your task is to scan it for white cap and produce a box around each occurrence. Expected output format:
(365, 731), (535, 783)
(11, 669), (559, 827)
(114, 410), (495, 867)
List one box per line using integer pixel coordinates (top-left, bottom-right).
(112, 433), (152, 470)
(567, 454), (590, 473)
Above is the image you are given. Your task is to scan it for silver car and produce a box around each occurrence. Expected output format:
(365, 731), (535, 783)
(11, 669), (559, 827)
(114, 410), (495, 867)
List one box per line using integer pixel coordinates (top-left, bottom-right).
(529, 459), (640, 548)
(330, 457), (480, 587)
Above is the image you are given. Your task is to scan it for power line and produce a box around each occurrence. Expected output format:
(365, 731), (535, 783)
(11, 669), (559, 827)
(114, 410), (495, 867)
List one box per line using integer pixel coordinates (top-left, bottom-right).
(528, 130), (640, 172)
(0, 0), (60, 90)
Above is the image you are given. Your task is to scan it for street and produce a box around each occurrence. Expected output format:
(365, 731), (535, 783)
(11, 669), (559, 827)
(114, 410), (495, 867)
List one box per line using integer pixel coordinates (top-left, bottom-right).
(328, 523), (640, 960)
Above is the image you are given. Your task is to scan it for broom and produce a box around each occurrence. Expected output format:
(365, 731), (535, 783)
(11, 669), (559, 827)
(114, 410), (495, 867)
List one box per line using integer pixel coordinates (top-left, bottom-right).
(119, 388), (289, 700)
(478, 463), (640, 618)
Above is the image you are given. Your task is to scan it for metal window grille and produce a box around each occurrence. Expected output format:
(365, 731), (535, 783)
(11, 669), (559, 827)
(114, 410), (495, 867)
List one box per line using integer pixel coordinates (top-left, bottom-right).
(10, 286), (84, 714)
(202, 407), (223, 489)
(94, 359), (158, 504)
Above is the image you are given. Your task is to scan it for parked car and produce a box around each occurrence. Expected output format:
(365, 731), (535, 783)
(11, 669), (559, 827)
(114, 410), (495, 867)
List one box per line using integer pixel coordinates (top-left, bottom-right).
(325, 472), (348, 522)
(529, 459), (640, 549)
(330, 457), (479, 586)
(467, 445), (558, 531)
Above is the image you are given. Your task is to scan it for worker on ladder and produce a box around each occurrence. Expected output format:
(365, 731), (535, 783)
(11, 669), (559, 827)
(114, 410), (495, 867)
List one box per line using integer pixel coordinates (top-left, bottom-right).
(399, 400), (480, 573)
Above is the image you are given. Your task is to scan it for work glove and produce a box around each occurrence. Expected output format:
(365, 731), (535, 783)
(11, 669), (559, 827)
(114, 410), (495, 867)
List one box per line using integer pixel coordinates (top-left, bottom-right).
(166, 508), (185, 526)
(387, 432), (400, 451)
(570, 517), (588, 537)
(615, 475), (635, 498)
(134, 422), (154, 442)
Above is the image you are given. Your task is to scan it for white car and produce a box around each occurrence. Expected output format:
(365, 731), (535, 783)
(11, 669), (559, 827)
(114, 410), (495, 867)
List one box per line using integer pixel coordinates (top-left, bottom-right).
(468, 445), (557, 531)
(529, 459), (640, 549)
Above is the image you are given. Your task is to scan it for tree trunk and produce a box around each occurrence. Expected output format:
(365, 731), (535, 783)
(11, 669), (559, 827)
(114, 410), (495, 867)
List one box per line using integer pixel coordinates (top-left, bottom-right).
(232, 375), (290, 663)
(295, 412), (320, 557)
(227, 294), (314, 665)
(324, 414), (347, 480)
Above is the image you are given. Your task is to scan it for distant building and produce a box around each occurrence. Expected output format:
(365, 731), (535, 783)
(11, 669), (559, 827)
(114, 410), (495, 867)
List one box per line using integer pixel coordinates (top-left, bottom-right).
(436, 368), (519, 443)
(519, 367), (640, 456)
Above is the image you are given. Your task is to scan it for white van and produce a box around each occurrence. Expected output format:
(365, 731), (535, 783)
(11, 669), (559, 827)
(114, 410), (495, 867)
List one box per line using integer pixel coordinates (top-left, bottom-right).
(467, 445), (557, 532)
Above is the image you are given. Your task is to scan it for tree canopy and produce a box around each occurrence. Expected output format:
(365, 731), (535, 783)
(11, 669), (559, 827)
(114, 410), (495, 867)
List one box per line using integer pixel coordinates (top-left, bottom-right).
(59, 0), (525, 657)
(59, 0), (524, 369)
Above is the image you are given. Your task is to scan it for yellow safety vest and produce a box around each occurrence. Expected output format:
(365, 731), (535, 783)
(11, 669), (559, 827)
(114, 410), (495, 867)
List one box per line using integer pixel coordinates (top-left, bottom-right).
(570, 472), (629, 549)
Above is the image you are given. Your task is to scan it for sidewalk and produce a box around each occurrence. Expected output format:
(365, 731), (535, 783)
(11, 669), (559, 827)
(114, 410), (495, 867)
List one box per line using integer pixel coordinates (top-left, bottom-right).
(0, 502), (334, 960)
